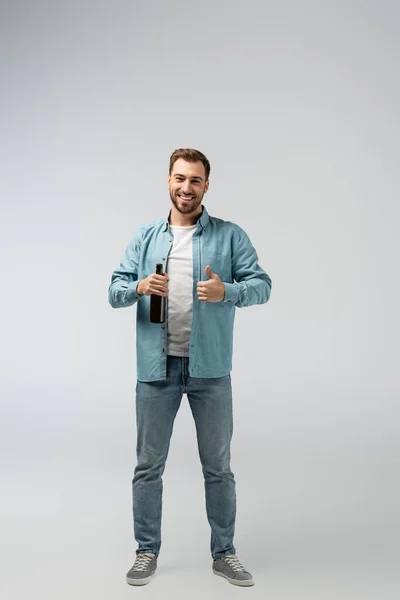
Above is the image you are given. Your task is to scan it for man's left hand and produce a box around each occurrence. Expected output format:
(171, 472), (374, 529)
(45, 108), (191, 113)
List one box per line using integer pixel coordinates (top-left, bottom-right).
(197, 265), (225, 302)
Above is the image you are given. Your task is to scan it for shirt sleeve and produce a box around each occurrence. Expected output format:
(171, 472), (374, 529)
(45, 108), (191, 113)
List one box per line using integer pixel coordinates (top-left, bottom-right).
(222, 225), (272, 308)
(108, 227), (144, 308)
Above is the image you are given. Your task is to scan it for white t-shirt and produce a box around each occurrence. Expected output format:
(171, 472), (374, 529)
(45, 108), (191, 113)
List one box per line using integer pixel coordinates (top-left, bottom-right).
(166, 224), (196, 356)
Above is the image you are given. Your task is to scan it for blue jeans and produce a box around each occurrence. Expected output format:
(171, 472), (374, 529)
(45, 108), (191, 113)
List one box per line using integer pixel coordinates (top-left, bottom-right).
(132, 355), (236, 559)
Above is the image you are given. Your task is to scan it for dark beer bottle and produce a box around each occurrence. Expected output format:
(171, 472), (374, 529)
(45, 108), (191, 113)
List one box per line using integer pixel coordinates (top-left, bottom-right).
(150, 263), (166, 323)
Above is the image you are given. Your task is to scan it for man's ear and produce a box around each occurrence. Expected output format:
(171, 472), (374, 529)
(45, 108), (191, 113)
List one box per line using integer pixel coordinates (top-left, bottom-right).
(204, 180), (210, 193)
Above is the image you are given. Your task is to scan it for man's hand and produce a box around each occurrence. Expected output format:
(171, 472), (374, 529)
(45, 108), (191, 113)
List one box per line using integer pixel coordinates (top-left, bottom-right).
(197, 265), (225, 302)
(137, 272), (169, 296)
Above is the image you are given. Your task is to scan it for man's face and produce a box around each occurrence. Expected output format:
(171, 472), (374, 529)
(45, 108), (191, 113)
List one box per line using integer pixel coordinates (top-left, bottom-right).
(168, 158), (209, 215)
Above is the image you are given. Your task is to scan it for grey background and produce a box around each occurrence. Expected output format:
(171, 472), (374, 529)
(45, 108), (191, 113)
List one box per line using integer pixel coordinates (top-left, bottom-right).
(1, 1), (399, 598)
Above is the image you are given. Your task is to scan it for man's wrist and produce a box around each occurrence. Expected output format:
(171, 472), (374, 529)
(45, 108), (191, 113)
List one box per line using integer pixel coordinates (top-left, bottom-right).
(137, 280), (143, 295)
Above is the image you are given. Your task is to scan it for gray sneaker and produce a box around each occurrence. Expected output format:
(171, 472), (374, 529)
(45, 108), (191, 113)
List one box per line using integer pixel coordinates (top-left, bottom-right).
(126, 552), (157, 586)
(213, 554), (254, 586)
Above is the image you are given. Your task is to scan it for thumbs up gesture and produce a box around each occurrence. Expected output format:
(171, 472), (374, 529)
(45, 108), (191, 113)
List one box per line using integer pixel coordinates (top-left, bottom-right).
(197, 265), (225, 302)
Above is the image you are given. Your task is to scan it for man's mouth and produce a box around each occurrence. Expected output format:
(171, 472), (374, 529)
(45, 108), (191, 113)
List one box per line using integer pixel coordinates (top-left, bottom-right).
(178, 195), (194, 202)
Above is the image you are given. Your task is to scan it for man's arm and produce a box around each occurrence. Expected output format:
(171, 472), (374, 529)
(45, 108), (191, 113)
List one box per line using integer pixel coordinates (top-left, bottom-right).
(222, 225), (272, 308)
(108, 228), (144, 308)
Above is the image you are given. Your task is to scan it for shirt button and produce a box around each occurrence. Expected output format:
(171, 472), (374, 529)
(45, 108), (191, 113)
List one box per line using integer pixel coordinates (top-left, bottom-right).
(161, 325), (165, 329)
(162, 348), (165, 352)
(162, 257), (166, 260)
(169, 239), (173, 242)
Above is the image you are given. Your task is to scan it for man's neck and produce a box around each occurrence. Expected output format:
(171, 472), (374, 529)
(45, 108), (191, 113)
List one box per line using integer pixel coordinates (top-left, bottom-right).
(169, 205), (203, 226)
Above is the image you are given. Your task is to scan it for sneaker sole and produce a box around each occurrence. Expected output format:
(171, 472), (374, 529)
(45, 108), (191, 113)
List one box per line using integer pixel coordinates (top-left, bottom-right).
(126, 572), (156, 586)
(213, 568), (254, 587)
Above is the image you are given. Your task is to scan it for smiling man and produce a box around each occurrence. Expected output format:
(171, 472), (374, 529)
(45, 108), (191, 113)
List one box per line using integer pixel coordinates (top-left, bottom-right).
(108, 148), (272, 587)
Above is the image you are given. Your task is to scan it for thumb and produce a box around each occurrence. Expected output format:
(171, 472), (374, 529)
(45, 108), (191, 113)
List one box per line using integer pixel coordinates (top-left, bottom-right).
(205, 265), (216, 278)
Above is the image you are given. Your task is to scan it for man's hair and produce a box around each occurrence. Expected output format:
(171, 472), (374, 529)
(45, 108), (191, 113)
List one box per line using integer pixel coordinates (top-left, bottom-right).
(169, 148), (211, 181)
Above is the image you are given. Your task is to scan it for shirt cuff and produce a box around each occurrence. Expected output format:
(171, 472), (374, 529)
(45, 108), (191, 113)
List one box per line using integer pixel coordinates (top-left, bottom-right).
(223, 282), (239, 304)
(126, 280), (142, 302)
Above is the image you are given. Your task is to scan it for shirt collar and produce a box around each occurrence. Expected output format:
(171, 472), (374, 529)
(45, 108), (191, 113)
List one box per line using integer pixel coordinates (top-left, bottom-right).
(163, 204), (210, 232)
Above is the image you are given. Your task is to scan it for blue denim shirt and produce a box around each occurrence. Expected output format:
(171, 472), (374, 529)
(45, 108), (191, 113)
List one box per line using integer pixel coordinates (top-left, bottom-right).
(108, 205), (272, 381)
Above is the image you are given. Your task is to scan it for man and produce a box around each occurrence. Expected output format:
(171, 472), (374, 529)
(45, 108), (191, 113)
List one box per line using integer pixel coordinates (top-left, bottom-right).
(108, 148), (272, 587)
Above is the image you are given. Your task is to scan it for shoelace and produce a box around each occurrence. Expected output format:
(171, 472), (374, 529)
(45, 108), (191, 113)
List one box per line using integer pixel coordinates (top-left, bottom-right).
(133, 553), (155, 571)
(223, 555), (246, 572)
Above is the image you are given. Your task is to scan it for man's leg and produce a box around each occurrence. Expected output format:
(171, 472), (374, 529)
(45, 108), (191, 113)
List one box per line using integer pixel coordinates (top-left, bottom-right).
(132, 356), (183, 557)
(186, 372), (237, 559)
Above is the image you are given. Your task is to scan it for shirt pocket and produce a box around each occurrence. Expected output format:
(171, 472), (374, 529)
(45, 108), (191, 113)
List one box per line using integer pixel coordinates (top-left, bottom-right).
(211, 249), (233, 283)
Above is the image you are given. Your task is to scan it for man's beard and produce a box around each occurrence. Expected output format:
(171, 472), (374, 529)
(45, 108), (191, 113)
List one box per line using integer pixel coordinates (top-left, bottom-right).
(169, 190), (204, 214)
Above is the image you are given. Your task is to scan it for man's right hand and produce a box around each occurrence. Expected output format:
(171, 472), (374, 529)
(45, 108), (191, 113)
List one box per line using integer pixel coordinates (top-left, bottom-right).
(137, 272), (169, 296)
